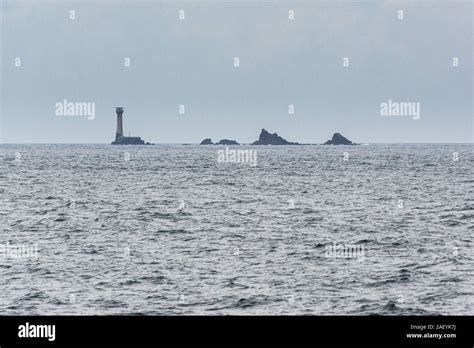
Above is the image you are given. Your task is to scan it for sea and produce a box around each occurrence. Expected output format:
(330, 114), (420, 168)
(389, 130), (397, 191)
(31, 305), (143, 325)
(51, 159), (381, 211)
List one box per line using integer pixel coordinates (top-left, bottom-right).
(0, 144), (472, 315)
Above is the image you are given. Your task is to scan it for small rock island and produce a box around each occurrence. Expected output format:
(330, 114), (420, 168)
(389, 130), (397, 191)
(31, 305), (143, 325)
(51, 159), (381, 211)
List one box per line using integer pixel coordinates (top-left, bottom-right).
(323, 133), (355, 145)
(199, 138), (240, 145)
(251, 129), (298, 145)
(200, 138), (213, 145)
(216, 139), (239, 145)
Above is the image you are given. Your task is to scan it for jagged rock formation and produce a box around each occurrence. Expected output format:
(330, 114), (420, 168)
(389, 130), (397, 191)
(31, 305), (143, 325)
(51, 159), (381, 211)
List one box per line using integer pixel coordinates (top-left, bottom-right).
(216, 139), (240, 145)
(200, 138), (213, 145)
(323, 133), (355, 145)
(251, 129), (298, 145)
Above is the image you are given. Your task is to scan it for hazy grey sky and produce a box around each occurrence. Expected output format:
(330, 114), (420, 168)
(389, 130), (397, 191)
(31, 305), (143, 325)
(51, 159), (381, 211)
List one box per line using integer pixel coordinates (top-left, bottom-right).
(1, 0), (472, 143)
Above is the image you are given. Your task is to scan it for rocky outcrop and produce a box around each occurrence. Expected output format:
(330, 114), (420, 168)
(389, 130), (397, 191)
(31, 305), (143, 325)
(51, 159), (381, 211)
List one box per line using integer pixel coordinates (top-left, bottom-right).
(216, 139), (239, 145)
(200, 138), (239, 145)
(200, 138), (213, 145)
(112, 136), (146, 145)
(323, 133), (355, 145)
(251, 129), (298, 145)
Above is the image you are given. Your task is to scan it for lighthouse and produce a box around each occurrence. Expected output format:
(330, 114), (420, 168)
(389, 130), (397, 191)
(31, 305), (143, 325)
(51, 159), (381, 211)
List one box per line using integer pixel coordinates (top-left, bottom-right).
(115, 107), (124, 141)
(111, 107), (149, 145)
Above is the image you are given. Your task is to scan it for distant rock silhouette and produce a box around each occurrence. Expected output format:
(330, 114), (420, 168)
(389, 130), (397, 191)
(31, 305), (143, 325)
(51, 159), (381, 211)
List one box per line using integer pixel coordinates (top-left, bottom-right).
(200, 138), (213, 145)
(323, 133), (355, 145)
(216, 139), (240, 145)
(251, 129), (298, 145)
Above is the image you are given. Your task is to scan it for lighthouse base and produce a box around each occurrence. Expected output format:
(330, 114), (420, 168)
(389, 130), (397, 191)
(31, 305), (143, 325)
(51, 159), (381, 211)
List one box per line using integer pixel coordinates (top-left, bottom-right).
(111, 136), (148, 145)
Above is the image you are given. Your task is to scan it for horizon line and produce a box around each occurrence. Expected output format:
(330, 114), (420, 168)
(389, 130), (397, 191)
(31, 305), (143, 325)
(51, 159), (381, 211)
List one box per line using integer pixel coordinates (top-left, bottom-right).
(0, 142), (473, 145)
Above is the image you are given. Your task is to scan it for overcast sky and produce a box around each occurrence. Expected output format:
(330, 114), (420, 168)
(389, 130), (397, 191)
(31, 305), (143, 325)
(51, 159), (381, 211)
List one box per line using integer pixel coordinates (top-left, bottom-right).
(1, 0), (472, 143)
